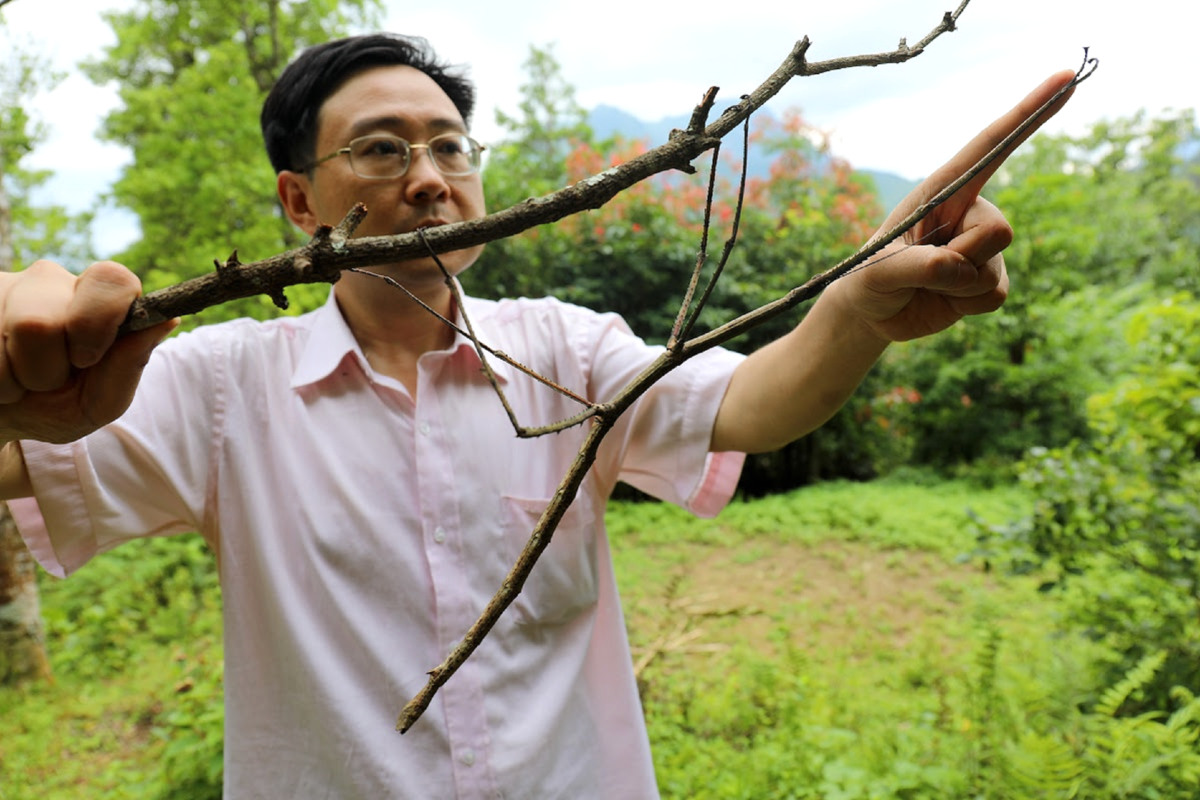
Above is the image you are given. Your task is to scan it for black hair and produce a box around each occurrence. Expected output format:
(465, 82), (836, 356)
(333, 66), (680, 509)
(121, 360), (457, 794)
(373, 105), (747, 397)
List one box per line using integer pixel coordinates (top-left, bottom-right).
(260, 33), (476, 174)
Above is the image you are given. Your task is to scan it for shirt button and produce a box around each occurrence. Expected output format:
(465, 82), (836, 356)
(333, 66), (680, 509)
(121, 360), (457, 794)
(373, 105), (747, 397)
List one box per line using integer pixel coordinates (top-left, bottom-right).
(418, 422), (431, 436)
(433, 526), (447, 544)
(459, 749), (476, 767)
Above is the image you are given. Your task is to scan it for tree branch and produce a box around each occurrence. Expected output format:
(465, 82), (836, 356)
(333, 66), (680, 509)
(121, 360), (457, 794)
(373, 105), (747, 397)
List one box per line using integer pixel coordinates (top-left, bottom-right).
(120, 1), (971, 334)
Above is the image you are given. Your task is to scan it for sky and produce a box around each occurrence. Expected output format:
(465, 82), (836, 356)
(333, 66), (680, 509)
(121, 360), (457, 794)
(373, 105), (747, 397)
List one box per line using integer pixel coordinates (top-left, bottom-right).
(2, 0), (1197, 256)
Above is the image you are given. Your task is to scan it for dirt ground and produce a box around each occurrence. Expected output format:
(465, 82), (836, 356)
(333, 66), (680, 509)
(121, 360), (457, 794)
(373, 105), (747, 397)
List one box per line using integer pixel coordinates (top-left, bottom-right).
(624, 539), (995, 680)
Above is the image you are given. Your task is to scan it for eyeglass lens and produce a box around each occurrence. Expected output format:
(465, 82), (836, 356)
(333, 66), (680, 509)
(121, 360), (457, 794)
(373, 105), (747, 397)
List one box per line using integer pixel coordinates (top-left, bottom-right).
(348, 134), (480, 178)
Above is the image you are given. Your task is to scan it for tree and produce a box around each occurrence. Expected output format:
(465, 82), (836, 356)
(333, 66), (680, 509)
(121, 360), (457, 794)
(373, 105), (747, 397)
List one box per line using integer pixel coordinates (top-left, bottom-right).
(82, 0), (383, 326)
(0, 18), (83, 686)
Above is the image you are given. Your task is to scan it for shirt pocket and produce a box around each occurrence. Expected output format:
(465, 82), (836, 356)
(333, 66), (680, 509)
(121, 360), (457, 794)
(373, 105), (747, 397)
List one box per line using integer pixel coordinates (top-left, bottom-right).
(500, 494), (599, 626)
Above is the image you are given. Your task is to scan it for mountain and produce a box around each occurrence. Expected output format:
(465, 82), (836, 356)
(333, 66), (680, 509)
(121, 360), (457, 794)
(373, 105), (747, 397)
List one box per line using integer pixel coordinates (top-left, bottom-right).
(585, 103), (918, 212)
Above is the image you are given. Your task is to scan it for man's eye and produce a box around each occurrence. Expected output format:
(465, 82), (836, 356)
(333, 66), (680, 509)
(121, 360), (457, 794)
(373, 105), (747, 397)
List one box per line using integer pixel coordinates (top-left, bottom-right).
(434, 138), (466, 156)
(358, 138), (403, 157)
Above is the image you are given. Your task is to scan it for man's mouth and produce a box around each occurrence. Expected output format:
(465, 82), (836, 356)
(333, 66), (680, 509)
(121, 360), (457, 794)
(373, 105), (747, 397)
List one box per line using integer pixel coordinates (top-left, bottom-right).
(411, 218), (450, 231)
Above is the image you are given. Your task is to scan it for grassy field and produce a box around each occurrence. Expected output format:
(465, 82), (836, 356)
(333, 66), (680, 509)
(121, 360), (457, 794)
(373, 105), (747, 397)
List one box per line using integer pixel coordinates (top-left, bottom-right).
(610, 479), (1110, 797)
(0, 478), (1172, 798)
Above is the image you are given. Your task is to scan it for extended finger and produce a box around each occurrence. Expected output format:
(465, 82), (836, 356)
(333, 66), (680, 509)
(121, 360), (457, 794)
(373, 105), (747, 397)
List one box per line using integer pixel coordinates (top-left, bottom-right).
(927, 69), (1078, 206)
(66, 261), (143, 369)
(885, 68), (1079, 236)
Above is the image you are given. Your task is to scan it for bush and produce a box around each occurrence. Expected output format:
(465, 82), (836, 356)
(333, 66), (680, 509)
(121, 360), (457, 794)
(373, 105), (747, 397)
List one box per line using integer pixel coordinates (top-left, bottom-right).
(974, 293), (1200, 705)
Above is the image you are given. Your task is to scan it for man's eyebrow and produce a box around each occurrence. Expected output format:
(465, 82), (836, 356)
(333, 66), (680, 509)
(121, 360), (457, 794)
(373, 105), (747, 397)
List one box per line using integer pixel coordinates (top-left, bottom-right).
(347, 115), (467, 139)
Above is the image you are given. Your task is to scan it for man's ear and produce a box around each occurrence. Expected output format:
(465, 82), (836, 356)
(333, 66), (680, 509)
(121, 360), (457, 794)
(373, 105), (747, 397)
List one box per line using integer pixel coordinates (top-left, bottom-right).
(277, 171), (319, 235)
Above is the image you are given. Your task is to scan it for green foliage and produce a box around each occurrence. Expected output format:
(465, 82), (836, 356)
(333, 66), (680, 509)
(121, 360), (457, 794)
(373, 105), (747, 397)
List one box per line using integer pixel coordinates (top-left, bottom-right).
(82, 0), (382, 324)
(7, 480), (1200, 797)
(35, 535), (225, 797)
(645, 644), (971, 799)
(607, 476), (1031, 558)
(150, 642), (224, 800)
(882, 286), (1131, 470)
(1077, 653), (1200, 799)
(38, 535), (220, 677)
(620, 482), (1200, 799)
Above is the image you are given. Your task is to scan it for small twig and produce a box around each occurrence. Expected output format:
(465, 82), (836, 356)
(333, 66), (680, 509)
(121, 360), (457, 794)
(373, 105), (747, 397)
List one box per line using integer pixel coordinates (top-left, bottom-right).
(632, 589), (749, 678)
(633, 623), (708, 679)
(669, 138), (721, 348)
(675, 99), (754, 345)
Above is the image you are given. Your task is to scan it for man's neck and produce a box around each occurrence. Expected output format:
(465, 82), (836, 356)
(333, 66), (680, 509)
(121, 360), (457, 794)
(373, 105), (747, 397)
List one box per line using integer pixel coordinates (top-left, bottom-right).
(334, 270), (458, 394)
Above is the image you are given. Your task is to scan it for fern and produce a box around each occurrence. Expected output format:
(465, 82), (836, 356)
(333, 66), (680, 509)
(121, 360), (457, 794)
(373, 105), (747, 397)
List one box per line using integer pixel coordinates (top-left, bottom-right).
(1093, 649), (1167, 718)
(1079, 649), (1200, 798)
(1006, 731), (1084, 797)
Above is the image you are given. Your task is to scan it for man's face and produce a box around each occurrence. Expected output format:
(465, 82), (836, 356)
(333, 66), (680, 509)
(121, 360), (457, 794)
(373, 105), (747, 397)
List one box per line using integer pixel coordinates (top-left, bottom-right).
(289, 64), (487, 280)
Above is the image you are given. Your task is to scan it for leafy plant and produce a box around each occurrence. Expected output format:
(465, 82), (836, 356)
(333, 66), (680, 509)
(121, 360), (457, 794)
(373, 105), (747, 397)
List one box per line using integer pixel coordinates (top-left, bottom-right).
(149, 640), (225, 800)
(975, 292), (1200, 707)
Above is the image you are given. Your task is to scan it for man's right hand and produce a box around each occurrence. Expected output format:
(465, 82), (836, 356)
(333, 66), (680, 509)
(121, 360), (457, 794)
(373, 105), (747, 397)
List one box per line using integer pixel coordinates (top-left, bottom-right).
(0, 259), (176, 447)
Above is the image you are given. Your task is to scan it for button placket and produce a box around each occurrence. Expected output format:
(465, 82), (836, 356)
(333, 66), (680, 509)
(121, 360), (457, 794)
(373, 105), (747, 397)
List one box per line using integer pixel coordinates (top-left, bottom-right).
(414, 363), (500, 797)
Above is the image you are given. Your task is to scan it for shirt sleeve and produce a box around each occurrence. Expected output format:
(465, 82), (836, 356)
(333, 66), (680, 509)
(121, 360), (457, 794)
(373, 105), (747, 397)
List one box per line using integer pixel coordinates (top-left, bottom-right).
(9, 327), (224, 578)
(574, 305), (747, 518)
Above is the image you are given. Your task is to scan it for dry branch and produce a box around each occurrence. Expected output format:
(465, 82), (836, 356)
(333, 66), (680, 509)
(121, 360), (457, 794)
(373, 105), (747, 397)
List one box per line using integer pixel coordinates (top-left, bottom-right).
(120, 1), (970, 335)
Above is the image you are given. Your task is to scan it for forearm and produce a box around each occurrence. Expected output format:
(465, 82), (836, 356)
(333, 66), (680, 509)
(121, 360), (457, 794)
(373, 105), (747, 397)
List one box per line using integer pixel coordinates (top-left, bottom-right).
(710, 288), (888, 454)
(0, 441), (33, 500)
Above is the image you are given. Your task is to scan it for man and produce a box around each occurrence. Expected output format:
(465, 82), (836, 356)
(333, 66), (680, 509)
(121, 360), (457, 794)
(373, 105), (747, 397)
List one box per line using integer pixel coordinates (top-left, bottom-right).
(0, 34), (1075, 799)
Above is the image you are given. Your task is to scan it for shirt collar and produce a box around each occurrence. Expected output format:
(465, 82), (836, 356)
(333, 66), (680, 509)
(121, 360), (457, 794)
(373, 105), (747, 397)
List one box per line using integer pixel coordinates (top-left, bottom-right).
(290, 283), (511, 389)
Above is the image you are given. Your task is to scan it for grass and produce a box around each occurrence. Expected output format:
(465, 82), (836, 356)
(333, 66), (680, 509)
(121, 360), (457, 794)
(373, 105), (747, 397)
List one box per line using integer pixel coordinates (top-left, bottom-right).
(2, 644), (170, 798)
(0, 478), (1115, 798)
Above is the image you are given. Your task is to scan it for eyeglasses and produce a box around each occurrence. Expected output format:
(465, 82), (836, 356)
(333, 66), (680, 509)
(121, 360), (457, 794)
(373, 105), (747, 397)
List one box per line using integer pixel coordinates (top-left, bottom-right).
(300, 132), (486, 179)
